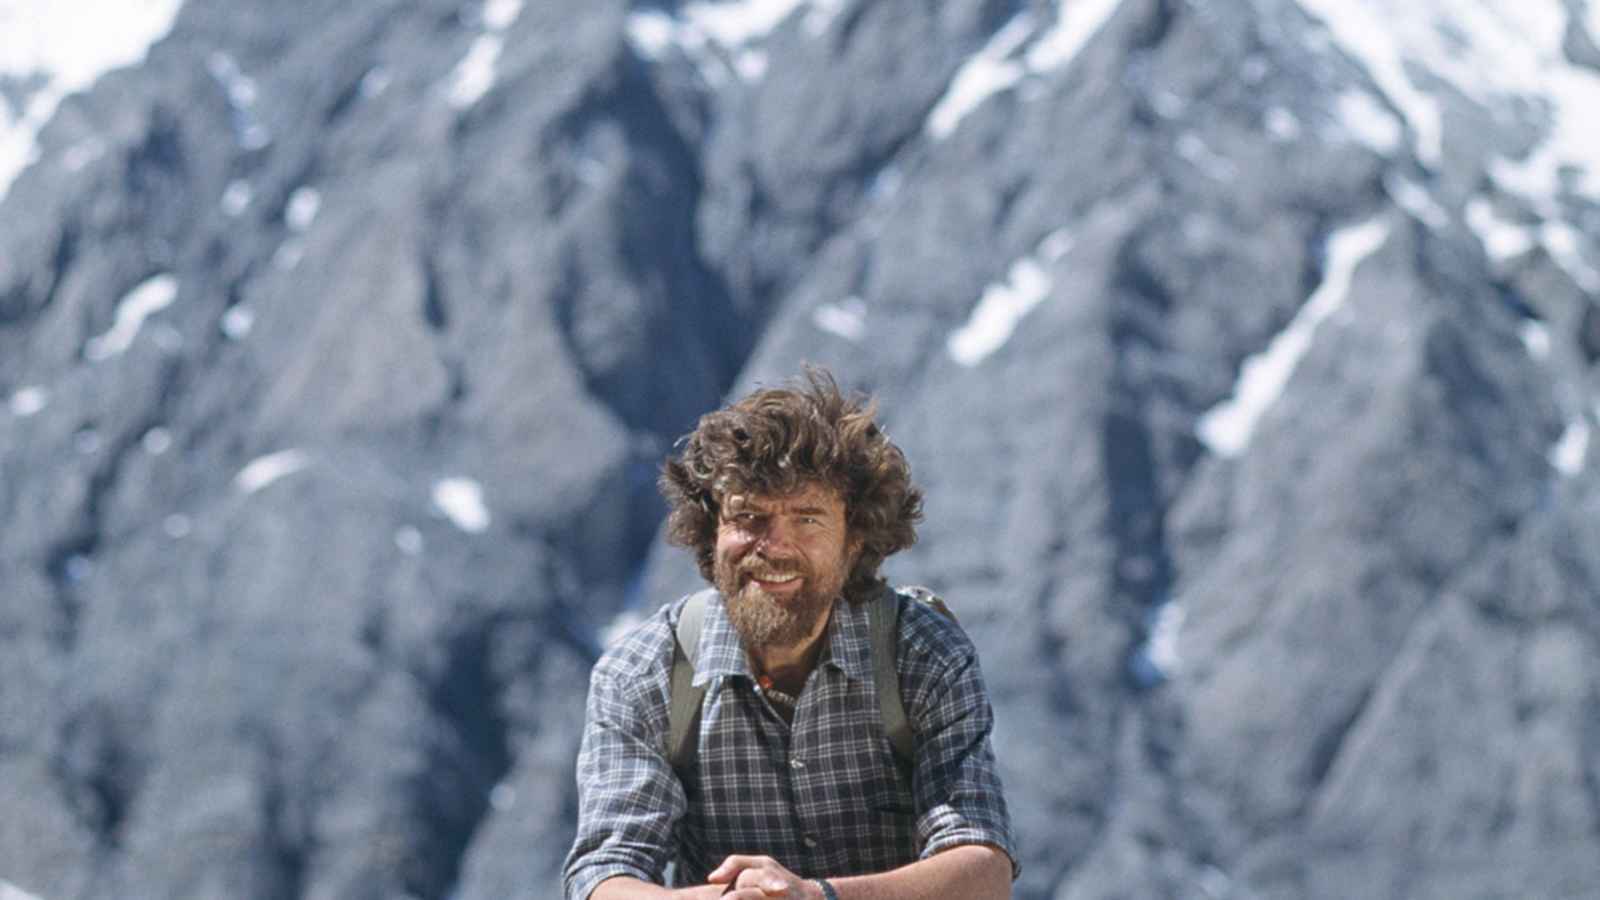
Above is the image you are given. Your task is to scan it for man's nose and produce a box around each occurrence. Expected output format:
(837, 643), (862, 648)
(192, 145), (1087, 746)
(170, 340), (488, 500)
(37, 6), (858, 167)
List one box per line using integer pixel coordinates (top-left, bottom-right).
(757, 518), (797, 555)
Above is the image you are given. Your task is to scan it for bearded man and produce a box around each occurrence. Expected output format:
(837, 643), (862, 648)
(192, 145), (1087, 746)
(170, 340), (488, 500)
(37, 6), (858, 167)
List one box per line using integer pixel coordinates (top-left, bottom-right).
(563, 369), (1016, 899)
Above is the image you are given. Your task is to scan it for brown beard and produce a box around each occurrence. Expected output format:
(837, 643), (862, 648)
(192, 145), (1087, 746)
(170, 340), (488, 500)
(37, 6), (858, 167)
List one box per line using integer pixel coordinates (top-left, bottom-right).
(714, 553), (844, 651)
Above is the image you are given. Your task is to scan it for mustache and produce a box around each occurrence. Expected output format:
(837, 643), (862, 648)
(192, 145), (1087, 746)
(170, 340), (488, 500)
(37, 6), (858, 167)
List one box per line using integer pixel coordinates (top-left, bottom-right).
(738, 556), (808, 578)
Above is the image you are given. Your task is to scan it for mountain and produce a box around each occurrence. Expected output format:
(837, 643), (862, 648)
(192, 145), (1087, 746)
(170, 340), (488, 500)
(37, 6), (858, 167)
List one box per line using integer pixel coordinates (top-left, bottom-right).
(2, 0), (1598, 898)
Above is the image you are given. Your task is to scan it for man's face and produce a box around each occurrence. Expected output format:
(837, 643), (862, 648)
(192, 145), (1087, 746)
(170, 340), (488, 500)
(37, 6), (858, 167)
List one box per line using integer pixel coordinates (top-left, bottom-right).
(713, 482), (856, 651)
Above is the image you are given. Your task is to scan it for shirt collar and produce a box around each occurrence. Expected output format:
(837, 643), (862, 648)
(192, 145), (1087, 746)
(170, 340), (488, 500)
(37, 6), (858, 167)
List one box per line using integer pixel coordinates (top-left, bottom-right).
(692, 590), (874, 687)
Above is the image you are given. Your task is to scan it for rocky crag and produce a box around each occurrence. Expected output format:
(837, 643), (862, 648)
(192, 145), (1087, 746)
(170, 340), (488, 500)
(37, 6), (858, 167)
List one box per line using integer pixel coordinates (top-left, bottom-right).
(2, 1), (1599, 898)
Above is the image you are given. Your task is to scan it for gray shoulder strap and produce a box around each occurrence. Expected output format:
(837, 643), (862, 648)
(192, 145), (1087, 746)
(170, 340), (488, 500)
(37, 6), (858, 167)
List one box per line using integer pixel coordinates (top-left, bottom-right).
(872, 585), (913, 768)
(668, 590), (712, 773)
(875, 585), (958, 769)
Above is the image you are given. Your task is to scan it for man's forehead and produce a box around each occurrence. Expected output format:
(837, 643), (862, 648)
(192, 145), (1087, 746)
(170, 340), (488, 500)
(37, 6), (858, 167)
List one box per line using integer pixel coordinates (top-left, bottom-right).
(722, 483), (844, 511)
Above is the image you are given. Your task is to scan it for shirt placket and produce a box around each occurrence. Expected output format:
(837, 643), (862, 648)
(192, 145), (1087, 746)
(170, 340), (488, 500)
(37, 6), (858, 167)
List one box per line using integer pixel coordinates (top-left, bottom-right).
(784, 666), (844, 876)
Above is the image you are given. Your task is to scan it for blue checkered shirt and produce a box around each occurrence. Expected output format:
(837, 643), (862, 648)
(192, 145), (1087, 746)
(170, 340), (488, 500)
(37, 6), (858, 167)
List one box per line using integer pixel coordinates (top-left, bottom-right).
(563, 588), (1017, 899)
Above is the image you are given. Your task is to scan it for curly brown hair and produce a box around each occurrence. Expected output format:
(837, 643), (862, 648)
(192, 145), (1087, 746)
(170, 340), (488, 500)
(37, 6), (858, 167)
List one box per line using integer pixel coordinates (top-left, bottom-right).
(659, 367), (923, 604)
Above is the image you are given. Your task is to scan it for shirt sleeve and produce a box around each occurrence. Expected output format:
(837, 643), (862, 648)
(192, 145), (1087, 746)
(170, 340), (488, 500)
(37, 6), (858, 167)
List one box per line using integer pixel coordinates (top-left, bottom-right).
(562, 654), (685, 900)
(907, 639), (1020, 879)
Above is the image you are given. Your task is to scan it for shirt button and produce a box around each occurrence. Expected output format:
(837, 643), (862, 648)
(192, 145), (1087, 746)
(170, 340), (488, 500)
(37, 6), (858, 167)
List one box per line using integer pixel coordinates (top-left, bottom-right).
(790, 757), (805, 770)
(803, 835), (819, 849)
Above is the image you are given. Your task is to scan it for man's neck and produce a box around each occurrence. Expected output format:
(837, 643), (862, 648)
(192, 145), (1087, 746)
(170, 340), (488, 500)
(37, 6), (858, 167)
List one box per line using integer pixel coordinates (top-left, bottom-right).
(748, 602), (836, 694)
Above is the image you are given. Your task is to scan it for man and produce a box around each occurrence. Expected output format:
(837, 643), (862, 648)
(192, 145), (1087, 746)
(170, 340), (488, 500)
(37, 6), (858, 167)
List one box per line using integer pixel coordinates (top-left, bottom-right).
(564, 369), (1016, 899)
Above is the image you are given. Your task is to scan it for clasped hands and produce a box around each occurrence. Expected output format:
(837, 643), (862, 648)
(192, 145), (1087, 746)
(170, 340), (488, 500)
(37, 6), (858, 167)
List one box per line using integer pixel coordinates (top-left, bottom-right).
(680, 855), (825, 899)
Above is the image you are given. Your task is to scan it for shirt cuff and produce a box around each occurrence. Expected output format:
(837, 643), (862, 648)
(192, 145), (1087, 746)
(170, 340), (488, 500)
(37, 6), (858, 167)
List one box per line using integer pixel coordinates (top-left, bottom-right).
(567, 862), (655, 900)
(919, 807), (1021, 880)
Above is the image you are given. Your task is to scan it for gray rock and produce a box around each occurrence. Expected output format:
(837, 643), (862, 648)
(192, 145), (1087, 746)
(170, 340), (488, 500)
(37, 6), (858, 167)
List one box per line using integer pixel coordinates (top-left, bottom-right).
(4, 0), (1600, 898)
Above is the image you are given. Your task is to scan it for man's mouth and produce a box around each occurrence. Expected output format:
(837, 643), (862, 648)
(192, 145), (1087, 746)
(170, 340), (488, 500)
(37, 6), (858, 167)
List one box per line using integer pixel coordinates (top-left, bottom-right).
(745, 570), (802, 589)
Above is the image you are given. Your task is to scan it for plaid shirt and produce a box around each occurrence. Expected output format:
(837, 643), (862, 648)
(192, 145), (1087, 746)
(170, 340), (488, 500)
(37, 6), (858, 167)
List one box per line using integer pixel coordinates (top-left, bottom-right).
(563, 588), (1016, 899)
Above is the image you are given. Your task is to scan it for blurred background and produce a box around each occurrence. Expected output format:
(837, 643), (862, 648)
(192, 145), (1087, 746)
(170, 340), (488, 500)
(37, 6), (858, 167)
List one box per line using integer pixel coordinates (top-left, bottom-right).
(3, 0), (1600, 897)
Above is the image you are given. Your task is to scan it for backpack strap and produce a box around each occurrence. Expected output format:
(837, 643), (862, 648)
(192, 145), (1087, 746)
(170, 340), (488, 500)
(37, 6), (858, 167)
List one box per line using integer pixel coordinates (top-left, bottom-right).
(875, 585), (959, 770)
(667, 589), (713, 774)
(871, 584), (913, 768)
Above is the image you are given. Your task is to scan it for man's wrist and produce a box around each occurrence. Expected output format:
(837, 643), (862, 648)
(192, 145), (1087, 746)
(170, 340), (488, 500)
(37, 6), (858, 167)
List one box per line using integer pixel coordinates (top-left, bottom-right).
(813, 879), (839, 900)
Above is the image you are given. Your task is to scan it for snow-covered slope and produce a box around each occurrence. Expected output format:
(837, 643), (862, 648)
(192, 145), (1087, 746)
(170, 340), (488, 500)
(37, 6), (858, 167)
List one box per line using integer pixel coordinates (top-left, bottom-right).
(1, 0), (1598, 898)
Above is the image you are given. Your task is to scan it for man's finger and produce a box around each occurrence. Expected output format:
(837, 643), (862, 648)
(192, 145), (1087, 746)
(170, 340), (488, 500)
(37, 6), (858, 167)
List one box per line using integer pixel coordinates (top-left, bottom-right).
(732, 868), (776, 891)
(708, 854), (768, 883)
(706, 856), (745, 882)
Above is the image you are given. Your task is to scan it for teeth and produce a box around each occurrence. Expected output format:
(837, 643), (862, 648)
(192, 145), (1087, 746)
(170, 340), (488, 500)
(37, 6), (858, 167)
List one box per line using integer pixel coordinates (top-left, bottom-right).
(752, 573), (799, 583)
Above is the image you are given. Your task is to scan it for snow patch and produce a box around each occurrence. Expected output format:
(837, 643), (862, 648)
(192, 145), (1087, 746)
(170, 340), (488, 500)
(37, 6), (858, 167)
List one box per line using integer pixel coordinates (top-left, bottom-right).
(1296, 0), (1442, 165)
(1540, 222), (1600, 293)
(626, 10), (678, 58)
(1128, 600), (1185, 687)
(235, 449), (311, 494)
(865, 164), (902, 204)
(925, 13), (1035, 139)
(948, 230), (1072, 366)
(1336, 90), (1402, 154)
(359, 66), (392, 99)
(1550, 419), (1589, 475)
(812, 296), (867, 341)
(804, 0), (846, 35)
(681, 0), (808, 47)
(61, 139), (106, 171)
(1384, 174), (1449, 228)
(1305, 0), (1600, 201)
(9, 386), (47, 417)
(1464, 197), (1535, 262)
(206, 52), (271, 149)
(142, 426), (173, 455)
(489, 782), (517, 811)
(1146, 600), (1185, 675)
(221, 179), (253, 216)
(626, 0), (824, 84)
(734, 48), (769, 81)
(1198, 219), (1390, 457)
(0, 0), (183, 200)
(86, 274), (179, 361)
(482, 0), (523, 30)
(1039, 228), (1074, 262)
(205, 52), (257, 108)
(1176, 132), (1236, 181)
(1466, 6), (1600, 201)
(433, 477), (491, 533)
(1519, 320), (1551, 360)
(927, 0), (1124, 139)
(273, 240), (304, 270)
(446, 0), (523, 109)
(448, 34), (505, 108)
(221, 306), (255, 339)
(285, 186), (321, 231)
(1026, 0), (1125, 72)
(1265, 107), (1301, 140)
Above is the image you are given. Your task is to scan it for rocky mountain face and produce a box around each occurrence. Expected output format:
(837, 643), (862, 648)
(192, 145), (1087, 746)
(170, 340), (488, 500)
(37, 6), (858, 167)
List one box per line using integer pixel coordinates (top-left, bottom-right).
(3, 0), (1599, 898)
